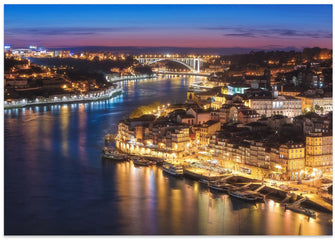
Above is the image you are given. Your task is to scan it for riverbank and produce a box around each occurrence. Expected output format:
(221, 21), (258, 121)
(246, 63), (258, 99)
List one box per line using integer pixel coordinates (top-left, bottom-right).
(105, 73), (157, 83)
(4, 86), (123, 109)
(111, 143), (332, 214)
(155, 71), (210, 77)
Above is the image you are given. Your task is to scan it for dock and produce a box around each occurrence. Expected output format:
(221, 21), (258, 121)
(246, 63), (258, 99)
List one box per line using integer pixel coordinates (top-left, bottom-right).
(303, 194), (333, 213)
(184, 167), (226, 181)
(254, 184), (266, 192)
(285, 197), (317, 218)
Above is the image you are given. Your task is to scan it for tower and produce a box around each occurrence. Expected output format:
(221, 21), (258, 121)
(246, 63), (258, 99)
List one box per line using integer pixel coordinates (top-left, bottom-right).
(272, 85), (278, 99)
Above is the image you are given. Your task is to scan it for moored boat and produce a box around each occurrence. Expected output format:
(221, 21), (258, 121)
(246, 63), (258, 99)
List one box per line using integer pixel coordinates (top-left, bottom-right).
(102, 148), (128, 161)
(229, 190), (264, 202)
(132, 157), (153, 166)
(143, 155), (164, 165)
(199, 179), (213, 186)
(284, 204), (316, 218)
(162, 162), (184, 176)
(209, 182), (231, 192)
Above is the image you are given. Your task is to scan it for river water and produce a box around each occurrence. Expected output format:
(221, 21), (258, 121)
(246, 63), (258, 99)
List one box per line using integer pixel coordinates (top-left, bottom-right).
(4, 75), (332, 235)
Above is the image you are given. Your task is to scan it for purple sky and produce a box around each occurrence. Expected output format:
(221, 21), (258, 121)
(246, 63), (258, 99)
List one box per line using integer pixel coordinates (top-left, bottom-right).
(4, 4), (333, 49)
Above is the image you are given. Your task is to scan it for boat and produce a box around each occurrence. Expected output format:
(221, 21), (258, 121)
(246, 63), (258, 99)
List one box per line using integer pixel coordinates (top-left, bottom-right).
(229, 190), (264, 202)
(209, 182), (231, 192)
(143, 155), (164, 165)
(132, 157), (153, 166)
(199, 179), (213, 186)
(183, 168), (223, 182)
(102, 148), (128, 161)
(284, 204), (316, 218)
(162, 162), (184, 176)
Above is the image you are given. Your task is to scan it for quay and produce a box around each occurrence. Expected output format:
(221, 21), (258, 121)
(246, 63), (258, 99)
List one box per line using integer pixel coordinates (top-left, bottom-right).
(184, 167), (227, 181)
(155, 71), (210, 77)
(245, 183), (333, 213)
(4, 87), (123, 109)
(112, 138), (332, 214)
(105, 74), (157, 83)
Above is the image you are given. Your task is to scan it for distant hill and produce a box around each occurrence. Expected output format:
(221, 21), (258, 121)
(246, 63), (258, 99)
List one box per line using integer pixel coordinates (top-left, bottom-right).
(46, 46), (302, 55)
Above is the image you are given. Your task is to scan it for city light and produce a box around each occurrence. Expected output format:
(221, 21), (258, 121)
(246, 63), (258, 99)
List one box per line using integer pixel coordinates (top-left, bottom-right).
(4, 4), (333, 236)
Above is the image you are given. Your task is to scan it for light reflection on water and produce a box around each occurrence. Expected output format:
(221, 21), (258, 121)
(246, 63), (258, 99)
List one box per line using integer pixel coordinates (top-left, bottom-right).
(4, 76), (332, 235)
(111, 161), (331, 235)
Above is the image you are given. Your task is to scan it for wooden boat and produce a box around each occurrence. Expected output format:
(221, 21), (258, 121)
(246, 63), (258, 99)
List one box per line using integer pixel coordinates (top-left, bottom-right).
(284, 204), (316, 218)
(229, 190), (264, 202)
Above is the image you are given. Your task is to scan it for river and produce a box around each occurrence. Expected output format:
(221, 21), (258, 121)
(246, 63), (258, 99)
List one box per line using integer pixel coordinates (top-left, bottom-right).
(4, 75), (332, 235)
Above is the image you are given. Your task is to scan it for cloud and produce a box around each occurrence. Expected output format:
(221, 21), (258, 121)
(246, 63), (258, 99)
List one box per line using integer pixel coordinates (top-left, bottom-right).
(5, 26), (144, 36)
(225, 33), (256, 37)
(200, 26), (332, 39)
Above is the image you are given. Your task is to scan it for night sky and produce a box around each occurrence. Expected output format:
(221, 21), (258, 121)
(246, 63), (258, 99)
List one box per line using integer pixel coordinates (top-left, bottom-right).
(4, 4), (333, 49)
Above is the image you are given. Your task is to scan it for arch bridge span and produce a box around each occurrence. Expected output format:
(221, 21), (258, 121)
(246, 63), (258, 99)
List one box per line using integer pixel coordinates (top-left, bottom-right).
(136, 57), (201, 73)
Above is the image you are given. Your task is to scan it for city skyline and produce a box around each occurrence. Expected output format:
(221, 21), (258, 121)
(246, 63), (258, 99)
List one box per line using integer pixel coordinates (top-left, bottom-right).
(4, 4), (333, 49)
(4, 3), (333, 236)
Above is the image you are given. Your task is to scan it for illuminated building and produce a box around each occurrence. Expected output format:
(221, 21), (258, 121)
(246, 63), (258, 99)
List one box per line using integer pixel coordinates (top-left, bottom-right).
(186, 107), (212, 125)
(169, 127), (190, 152)
(293, 112), (332, 136)
(177, 114), (195, 126)
(237, 108), (260, 124)
(211, 93), (227, 110)
(245, 86), (302, 118)
(245, 141), (270, 170)
(196, 120), (221, 146)
(305, 132), (333, 175)
(54, 50), (70, 58)
(296, 95), (333, 114)
(228, 83), (251, 95)
(269, 147), (283, 179)
(279, 142), (305, 180)
(4, 45), (11, 52)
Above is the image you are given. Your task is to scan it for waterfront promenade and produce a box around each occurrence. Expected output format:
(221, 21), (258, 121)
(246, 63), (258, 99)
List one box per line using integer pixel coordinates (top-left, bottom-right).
(4, 86), (123, 109)
(105, 73), (157, 83)
(114, 138), (332, 214)
(155, 71), (210, 77)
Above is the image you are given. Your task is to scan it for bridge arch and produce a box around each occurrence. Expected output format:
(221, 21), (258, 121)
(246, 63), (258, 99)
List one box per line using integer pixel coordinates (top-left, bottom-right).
(146, 59), (197, 72)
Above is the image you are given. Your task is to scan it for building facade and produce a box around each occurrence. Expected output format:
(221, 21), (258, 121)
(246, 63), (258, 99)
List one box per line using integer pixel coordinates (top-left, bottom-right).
(305, 132), (333, 176)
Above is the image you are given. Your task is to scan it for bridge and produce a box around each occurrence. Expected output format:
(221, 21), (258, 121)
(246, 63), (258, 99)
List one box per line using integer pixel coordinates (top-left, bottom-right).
(135, 56), (202, 73)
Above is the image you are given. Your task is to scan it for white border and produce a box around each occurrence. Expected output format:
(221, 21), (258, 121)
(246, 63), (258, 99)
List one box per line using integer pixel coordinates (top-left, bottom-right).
(1, 1), (334, 239)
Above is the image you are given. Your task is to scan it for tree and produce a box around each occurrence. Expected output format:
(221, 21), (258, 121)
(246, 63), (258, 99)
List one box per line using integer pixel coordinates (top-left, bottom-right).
(129, 102), (161, 118)
(302, 106), (315, 115)
(314, 104), (324, 115)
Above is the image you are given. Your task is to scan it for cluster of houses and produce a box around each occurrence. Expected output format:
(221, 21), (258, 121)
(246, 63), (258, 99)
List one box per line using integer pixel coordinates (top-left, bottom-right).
(116, 84), (332, 180)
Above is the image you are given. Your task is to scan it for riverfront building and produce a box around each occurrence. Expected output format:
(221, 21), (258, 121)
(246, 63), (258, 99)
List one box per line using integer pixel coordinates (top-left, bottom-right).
(279, 142), (305, 181)
(305, 132), (333, 176)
